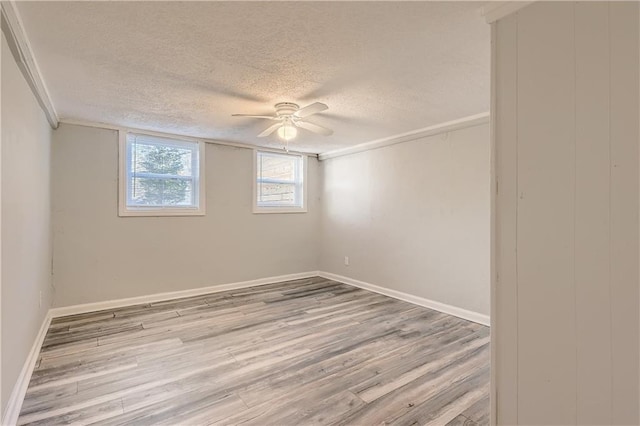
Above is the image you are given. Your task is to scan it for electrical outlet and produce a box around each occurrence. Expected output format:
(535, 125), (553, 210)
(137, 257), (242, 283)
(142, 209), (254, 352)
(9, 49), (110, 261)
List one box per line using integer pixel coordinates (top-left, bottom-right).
(344, 256), (349, 266)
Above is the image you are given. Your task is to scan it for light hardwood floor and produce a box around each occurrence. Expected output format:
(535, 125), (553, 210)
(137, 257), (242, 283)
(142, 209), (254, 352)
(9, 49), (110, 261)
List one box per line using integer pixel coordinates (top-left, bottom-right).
(18, 277), (490, 425)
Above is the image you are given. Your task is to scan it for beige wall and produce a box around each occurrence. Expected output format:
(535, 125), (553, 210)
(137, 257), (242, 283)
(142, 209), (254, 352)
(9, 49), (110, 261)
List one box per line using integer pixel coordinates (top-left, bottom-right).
(53, 121), (491, 316)
(493, 2), (639, 424)
(319, 123), (490, 317)
(1, 34), (53, 415)
(51, 124), (320, 307)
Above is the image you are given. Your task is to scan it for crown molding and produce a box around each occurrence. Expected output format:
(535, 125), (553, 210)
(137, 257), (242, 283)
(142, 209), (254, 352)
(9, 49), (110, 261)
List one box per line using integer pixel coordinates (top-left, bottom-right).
(318, 112), (490, 161)
(1, 0), (59, 128)
(481, 1), (534, 23)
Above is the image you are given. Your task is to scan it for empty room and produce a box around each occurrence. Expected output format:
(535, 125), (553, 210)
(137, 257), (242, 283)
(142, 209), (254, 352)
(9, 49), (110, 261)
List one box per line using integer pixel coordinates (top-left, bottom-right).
(2, 1), (639, 426)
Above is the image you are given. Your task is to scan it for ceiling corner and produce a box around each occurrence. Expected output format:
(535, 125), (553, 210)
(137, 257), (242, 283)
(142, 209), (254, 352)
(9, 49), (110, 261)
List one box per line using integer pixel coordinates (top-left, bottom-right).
(481, 1), (535, 24)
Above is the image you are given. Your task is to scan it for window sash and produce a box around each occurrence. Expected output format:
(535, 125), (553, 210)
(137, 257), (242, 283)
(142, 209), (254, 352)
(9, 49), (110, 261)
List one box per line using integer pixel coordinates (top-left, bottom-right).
(129, 172), (195, 181)
(257, 182), (302, 206)
(255, 151), (304, 209)
(256, 177), (298, 185)
(125, 133), (200, 209)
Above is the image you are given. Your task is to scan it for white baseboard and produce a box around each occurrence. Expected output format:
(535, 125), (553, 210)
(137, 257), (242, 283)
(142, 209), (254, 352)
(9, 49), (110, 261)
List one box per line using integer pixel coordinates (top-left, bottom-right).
(49, 271), (320, 318)
(2, 312), (52, 426)
(318, 271), (490, 326)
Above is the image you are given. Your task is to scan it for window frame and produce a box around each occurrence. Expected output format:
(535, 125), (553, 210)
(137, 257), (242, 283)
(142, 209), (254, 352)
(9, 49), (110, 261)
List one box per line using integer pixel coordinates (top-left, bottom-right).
(253, 150), (308, 214)
(118, 130), (206, 217)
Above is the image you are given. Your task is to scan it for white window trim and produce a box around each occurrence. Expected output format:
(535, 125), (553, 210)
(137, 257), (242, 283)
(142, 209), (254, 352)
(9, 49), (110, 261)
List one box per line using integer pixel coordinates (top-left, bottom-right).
(253, 150), (308, 214)
(118, 130), (206, 217)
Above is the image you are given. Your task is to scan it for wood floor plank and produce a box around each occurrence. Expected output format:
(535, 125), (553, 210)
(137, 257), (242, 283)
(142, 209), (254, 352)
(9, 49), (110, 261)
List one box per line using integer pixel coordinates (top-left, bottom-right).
(352, 333), (489, 403)
(460, 394), (490, 424)
(18, 398), (124, 426)
(37, 338), (183, 371)
(18, 277), (489, 425)
(333, 344), (490, 426)
(446, 415), (478, 426)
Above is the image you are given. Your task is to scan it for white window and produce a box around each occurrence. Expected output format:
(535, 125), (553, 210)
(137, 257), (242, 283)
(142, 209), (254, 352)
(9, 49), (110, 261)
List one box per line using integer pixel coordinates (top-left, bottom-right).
(254, 150), (307, 213)
(119, 132), (205, 216)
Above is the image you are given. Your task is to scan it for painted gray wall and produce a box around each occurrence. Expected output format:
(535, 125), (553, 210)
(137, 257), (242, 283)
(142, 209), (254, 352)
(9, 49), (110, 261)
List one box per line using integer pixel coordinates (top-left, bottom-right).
(493, 2), (639, 424)
(51, 124), (320, 307)
(319, 123), (490, 316)
(1, 34), (53, 416)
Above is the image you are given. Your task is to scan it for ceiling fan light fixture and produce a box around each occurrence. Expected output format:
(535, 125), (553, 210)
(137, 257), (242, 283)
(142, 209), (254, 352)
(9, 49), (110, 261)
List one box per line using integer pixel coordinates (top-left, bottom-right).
(277, 123), (297, 141)
(232, 101), (332, 141)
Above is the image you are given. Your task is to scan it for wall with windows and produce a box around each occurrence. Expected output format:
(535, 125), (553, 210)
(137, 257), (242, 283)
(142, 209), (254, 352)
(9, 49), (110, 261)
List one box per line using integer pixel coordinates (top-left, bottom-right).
(319, 123), (490, 317)
(51, 123), (320, 307)
(1, 33), (54, 415)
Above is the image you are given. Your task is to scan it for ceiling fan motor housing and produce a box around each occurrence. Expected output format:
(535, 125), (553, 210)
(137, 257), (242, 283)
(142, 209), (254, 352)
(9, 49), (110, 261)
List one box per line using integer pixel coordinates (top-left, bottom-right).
(275, 102), (300, 117)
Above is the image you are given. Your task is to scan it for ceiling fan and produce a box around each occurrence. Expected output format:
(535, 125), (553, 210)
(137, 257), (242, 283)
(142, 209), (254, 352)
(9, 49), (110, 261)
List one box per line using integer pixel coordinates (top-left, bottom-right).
(232, 102), (334, 144)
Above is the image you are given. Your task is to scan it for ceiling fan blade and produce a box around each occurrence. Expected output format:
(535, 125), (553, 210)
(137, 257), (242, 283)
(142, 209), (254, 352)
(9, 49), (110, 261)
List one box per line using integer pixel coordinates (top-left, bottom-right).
(231, 114), (277, 120)
(257, 123), (282, 137)
(294, 102), (328, 118)
(294, 121), (333, 136)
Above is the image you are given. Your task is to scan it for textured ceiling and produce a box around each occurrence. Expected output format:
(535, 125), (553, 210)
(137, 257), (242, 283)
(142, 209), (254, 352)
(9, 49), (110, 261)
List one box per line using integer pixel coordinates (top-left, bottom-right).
(16, 1), (489, 153)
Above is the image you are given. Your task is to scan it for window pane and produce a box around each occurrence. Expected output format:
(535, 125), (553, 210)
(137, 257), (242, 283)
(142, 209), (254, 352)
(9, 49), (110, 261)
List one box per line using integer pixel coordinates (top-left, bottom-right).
(129, 178), (194, 206)
(257, 182), (298, 206)
(131, 142), (194, 177)
(255, 151), (304, 210)
(124, 133), (201, 212)
(259, 153), (296, 182)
